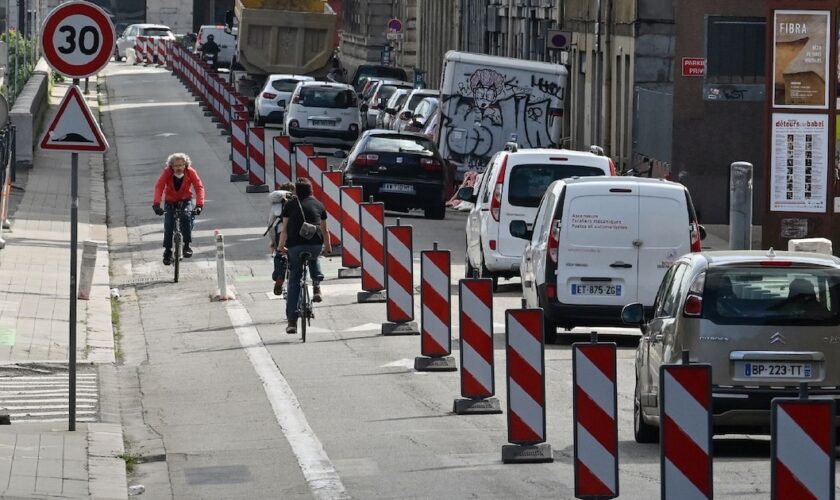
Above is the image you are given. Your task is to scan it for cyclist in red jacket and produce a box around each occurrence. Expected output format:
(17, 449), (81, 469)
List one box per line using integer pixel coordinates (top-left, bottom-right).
(153, 153), (206, 265)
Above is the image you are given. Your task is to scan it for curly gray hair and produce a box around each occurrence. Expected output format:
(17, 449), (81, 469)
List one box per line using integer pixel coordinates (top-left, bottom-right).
(166, 152), (192, 167)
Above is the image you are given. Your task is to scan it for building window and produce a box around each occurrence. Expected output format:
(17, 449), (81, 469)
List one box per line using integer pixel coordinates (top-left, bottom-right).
(706, 16), (766, 83)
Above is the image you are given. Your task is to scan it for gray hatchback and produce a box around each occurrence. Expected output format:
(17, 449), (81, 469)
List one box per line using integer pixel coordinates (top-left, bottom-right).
(622, 250), (840, 442)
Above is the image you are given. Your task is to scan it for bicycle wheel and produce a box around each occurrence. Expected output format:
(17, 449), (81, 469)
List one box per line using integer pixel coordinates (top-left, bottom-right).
(173, 231), (181, 283)
(300, 284), (309, 343)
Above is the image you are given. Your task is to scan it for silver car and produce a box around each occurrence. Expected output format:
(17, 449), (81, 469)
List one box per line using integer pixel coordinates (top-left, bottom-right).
(115, 24), (174, 61)
(623, 250), (840, 442)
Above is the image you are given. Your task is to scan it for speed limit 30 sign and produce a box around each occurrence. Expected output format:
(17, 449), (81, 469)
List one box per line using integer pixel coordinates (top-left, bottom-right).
(41, 1), (115, 78)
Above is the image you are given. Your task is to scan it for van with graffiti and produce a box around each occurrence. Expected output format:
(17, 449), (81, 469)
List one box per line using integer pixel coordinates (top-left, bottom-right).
(436, 51), (568, 181)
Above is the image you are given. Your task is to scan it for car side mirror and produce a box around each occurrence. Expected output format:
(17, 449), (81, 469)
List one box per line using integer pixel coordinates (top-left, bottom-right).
(385, 108), (396, 115)
(509, 220), (532, 240)
(411, 120), (423, 128)
(334, 150), (347, 159)
(699, 224), (707, 240)
(457, 186), (475, 203)
(621, 303), (645, 329)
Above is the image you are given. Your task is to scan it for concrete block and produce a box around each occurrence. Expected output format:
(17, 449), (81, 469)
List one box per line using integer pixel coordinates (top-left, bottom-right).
(9, 58), (50, 169)
(788, 237), (832, 255)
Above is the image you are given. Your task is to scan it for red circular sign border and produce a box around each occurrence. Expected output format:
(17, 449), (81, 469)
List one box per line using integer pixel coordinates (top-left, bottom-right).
(41, 1), (115, 78)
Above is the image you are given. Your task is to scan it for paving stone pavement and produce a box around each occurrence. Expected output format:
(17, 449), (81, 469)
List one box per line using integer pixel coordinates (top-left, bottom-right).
(0, 75), (126, 499)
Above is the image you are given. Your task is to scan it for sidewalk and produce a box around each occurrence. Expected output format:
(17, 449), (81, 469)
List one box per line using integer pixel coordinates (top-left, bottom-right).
(0, 76), (126, 498)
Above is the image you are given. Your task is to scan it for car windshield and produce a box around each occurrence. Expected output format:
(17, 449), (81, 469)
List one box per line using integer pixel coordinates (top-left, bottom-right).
(703, 267), (840, 325)
(272, 79), (302, 92)
(508, 164), (605, 207)
(358, 67), (407, 84)
(143, 28), (171, 37)
(407, 93), (435, 111)
(298, 87), (356, 109)
(365, 135), (436, 154)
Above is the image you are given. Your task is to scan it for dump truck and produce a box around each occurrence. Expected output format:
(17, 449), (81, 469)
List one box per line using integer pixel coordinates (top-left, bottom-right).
(226, 0), (338, 105)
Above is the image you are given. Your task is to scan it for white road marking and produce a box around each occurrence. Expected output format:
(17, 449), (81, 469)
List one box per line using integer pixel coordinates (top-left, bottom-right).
(344, 323), (381, 332)
(225, 300), (349, 500)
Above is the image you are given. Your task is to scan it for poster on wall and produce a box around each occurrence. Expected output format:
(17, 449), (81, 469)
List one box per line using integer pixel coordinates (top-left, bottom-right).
(773, 10), (830, 109)
(770, 113), (827, 213)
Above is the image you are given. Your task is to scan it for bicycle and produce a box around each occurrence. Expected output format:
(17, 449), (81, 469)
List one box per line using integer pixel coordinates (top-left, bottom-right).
(167, 201), (194, 283)
(296, 252), (315, 342)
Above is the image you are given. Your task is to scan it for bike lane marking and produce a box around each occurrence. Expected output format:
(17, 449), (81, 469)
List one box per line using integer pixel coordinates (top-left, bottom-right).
(225, 299), (349, 500)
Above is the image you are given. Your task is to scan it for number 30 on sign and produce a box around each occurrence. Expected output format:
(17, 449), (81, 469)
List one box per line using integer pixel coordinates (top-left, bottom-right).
(41, 1), (115, 78)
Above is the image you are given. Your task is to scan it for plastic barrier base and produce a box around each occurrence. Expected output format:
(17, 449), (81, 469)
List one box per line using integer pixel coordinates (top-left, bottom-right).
(453, 397), (502, 415)
(338, 267), (361, 278)
(381, 321), (419, 336)
(415, 355), (456, 371)
(246, 184), (270, 193)
(230, 173), (249, 182)
(357, 290), (387, 303)
(501, 443), (553, 464)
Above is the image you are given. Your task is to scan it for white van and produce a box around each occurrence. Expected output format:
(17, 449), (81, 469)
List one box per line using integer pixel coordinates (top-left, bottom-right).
(460, 145), (616, 289)
(196, 25), (236, 66)
(514, 177), (704, 342)
(284, 82), (362, 148)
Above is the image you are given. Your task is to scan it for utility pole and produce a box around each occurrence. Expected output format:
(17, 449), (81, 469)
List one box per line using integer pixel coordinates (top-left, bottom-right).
(594, 0), (602, 147)
(602, 0), (612, 155)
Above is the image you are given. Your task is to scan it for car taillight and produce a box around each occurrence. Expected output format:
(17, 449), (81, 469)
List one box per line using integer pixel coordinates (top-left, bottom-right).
(690, 222), (702, 252)
(760, 260), (793, 267)
(262, 92), (277, 99)
(421, 158), (442, 172)
(547, 219), (561, 263)
(490, 155), (508, 222)
(354, 154), (379, 168)
(292, 94), (301, 104)
(489, 240), (496, 251)
(683, 295), (703, 317)
(546, 283), (556, 299)
(288, 119), (299, 129)
(608, 158), (617, 176)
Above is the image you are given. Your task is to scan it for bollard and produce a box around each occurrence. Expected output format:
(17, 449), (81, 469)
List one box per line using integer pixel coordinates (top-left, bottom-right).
(415, 242), (456, 367)
(771, 384), (835, 499)
(573, 337), (618, 497)
(338, 186), (363, 278)
(729, 161), (753, 250)
(296, 144), (315, 184)
(660, 355), (713, 499)
(273, 135), (293, 188)
(246, 126), (269, 193)
(321, 170), (343, 250)
(230, 119), (249, 182)
(454, 277), (501, 414)
(212, 230), (234, 301)
(357, 200), (387, 303)
(502, 306), (552, 463)
(382, 220), (419, 335)
(77, 240), (98, 300)
(308, 156), (327, 200)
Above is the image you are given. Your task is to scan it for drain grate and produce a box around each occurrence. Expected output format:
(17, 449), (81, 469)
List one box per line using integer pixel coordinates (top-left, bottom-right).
(0, 371), (98, 423)
(114, 272), (219, 288)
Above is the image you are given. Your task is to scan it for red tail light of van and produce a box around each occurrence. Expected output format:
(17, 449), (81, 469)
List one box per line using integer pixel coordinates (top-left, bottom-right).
(690, 222), (702, 252)
(547, 219), (561, 263)
(262, 92), (277, 100)
(608, 158), (617, 176)
(490, 155), (509, 222)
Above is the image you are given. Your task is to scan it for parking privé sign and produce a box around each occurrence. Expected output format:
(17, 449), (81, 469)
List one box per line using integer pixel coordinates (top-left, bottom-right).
(41, 1), (115, 78)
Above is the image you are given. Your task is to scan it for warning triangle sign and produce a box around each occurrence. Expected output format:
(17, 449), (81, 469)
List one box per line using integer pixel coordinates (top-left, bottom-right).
(40, 85), (109, 153)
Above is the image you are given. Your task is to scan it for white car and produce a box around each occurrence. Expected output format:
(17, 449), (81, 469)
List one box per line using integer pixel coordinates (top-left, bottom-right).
(284, 82), (362, 148)
(254, 75), (315, 127)
(115, 24), (174, 61)
(363, 80), (413, 129)
(195, 25), (236, 67)
(460, 145), (616, 290)
(394, 89), (439, 131)
(514, 176), (704, 342)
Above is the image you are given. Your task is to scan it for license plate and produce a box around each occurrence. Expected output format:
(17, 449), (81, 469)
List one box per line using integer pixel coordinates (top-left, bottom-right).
(380, 183), (415, 194)
(571, 284), (622, 296)
(740, 361), (813, 379)
(311, 119), (334, 126)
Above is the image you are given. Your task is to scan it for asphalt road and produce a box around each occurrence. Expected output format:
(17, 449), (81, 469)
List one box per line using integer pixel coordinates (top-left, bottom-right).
(100, 61), (814, 499)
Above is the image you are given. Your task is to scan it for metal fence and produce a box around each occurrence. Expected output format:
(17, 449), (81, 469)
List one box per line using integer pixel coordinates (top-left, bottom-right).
(0, 124), (16, 247)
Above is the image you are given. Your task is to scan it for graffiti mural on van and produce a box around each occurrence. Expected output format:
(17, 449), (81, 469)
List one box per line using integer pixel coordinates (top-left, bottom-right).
(438, 65), (566, 174)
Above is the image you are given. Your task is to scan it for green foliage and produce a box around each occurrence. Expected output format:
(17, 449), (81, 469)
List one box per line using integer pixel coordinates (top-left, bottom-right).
(1, 30), (38, 107)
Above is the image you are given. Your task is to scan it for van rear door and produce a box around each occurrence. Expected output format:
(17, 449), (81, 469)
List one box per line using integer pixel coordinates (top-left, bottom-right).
(555, 182), (639, 306)
(636, 183), (691, 305)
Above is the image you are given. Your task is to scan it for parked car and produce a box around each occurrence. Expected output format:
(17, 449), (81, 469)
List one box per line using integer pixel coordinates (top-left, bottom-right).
(403, 97), (439, 133)
(622, 250), (840, 442)
(351, 65), (409, 93)
(341, 130), (452, 219)
(420, 111), (440, 141)
(284, 82), (362, 148)
(363, 80), (413, 129)
(394, 89), (439, 131)
(460, 146), (617, 290)
(380, 89), (411, 130)
(115, 24), (174, 61)
(254, 75), (315, 127)
(512, 176), (704, 342)
(195, 25), (236, 67)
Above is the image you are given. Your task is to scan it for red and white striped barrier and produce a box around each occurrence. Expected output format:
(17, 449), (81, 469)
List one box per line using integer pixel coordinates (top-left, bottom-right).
(321, 169), (342, 247)
(133, 36), (143, 64)
(661, 363), (712, 500)
(573, 341), (618, 498)
(358, 200), (387, 303)
(246, 126), (269, 192)
(772, 396), (835, 500)
(296, 144), (315, 183)
(415, 246), (455, 367)
(454, 278), (500, 413)
(273, 135), (293, 188)
(309, 156), (327, 200)
(156, 37), (166, 66)
(502, 308), (552, 463)
(338, 186), (363, 278)
(230, 119), (249, 181)
(382, 222), (418, 335)
(144, 36), (155, 64)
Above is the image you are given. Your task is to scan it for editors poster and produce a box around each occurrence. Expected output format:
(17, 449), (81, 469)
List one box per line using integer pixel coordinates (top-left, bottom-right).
(773, 10), (830, 109)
